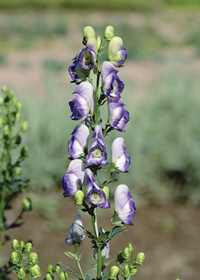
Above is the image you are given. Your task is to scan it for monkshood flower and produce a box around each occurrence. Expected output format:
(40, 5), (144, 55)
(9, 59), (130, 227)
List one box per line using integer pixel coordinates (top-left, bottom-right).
(68, 55), (90, 84)
(83, 26), (96, 45)
(62, 159), (85, 197)
(108, 36), (128, 67)
(68, 124), (89, 159)
(101, 61), (124, 101)
(108, 98), (130, 132)
(65, 214), (85, 246)
(94, 230), (110, 260)
(86, 125), (108, 166)
(85, 168), (110, 209)
(69, 81), (94, 122)
(114, 184), (136, 225)
(78, 37), (97, 70)
(111, 137), (131, 172)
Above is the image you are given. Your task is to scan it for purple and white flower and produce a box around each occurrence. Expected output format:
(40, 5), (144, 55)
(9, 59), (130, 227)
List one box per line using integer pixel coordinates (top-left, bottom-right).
(108, 36), (128, 67)
(86, 125), (108, 166)
(68, 54), (90, 84)
(65, 214), (85, 246)
(111, 137), (131, 172)
(78, 38), (97, 70)
(114, 184), (136, 225)
(62, 159), (85, 197)
(101, 61), (124, 101)
(68, 124), (90, 159)
(108, 98), (130, 132)
(85, 169), (110, 209)
(69, 81), (94, 122)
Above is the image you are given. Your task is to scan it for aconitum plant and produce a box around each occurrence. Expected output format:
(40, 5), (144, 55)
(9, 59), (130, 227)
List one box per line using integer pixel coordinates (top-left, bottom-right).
(10, 26), (145, 280)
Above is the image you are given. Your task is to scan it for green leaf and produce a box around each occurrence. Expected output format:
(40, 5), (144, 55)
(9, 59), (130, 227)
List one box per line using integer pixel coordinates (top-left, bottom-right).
(64, 251), (78, 261)
(104, 259), (114, 267)
(78, 251), (84, 261)
(85, 273), (91, 280)
(109, 226), (127, 239)
(59, 262), (82, 280)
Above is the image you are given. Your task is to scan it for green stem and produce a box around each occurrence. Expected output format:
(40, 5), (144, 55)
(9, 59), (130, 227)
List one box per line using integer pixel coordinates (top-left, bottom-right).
(74, 243), (85, 280)
(108, 211), (118, 239)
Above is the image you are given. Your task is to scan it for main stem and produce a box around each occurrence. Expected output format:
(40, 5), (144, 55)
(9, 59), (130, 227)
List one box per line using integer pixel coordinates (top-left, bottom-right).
(92, 208), (102, 280)
(74, 243), (85, 280)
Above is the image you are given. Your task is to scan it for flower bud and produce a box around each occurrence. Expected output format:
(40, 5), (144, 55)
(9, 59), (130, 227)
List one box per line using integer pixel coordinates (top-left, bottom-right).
(46, 273), (53, 280)
(16, 102), (22, 111)
(12, 97), (18, 105)
(108, 36), (128, 67)
(60, 272), (68, 280)
(128, 243), (133, 253)
(0, 117), (4, 126)
(25, 242), (32, 253)
(104, 25), (114, 41)
(22, 197), (32, 211)
(122, 247), (130, 261)
(74, 190), (84, 206)
(96, 36), (101, 51)
(15, 135), (22, 145)
(11, 251), (19, 264)
(0, 97), (4, 105)
(29, 252), (38, 265)
(130, 267), (137, 275)
(121, 264), (130, 278)
(14, 166), (21, 176)
(47, 263), (53, 273)
(3, 124), (9, 136)
(8, 90), (14, 97)
(103, 186), (109, 199)
(12, 239), (19, 250)
(109, 266), (120, 280)
(116, 251), (125, 264)
(15, 112), (21, 121)
(83, 26), (96, 45)
(136, 252), (145, 265)
(17, 268), (25, 280)
(1, 85), (7, 94)
(20, 241), (25, 251)
(21, 146), (29, 158)
(55, 264), (61, 274)
(20, 121), (28, 132)
(30, 265), (41, 278)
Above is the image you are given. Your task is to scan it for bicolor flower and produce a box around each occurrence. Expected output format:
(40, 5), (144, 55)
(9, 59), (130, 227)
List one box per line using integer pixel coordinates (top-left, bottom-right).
(101, 61), (124, 101)
(62, 159), (85, 197)
(78, 38), (97, 70)
(108, 98), (130, 132)
(69, 81), (94, 121)
(86, 125), (108, 166)
(85, 168), (110, 209)
(65, 214), (85, 246)
(111, 137), (131, 172)
(83, 26), (96, 45)
(68, 54), (90, 84)
(94, 230), (110, 260)
(68, 124), (90, 159)
(108, 36), (128, 67)
(114, 184), (136, 225)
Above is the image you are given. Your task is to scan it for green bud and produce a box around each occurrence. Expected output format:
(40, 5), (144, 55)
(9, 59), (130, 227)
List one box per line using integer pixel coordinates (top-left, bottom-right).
(12, 97), (18, 105)
(11, 251), (19, 264)
(109, 266), (120, 280)
(47, 263), (53, 273)
(55, 264), (61, 274)
(16, 102), (22, 111)
(17, 268), (26, 280)
(103, 186), (109, 199)
(96, 36), (101, 51)
(12, 239), (19, 250)
(20, 241), (25, 251)
(8, 90), (14, 97)
(29, 252), (38, 265)
(3, 124), (9, 135)
(60, 272), (68, 280)
(122, 247), (130, 261)
(116, 251), (125, 264)
(15, 135), (22, 145)
(104, 25), (114, 41)
(1, 85), (7, 94)
(14, 166), (21, 176)
(83, 26), (96, 45)
(20, 121), (28, 132)
(0, 117), (4, 126)
(16, 112), (21, 121)
(46, 273), (53, 280)
(128, 243), (133, 253)
(21, 146), (29, 158)
(0, 97), (4, 105)
(30, 265), (41, 278)
(130, 267), (137, 276)
(121, 264), (130, 278)
(74, 190), (84, 206)
(22, 197), (32, 211)
(136, 252), (145, 265)
(25, 242), (32, 253)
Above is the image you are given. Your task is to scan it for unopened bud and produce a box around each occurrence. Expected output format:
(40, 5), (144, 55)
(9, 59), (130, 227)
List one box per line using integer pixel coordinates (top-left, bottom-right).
(29, 252), (38, 265)
(60, 272), (68, 280)
(21, 146), (29, 158)
(25, 242), (32, 253)
(55, 264), (61, 274)
(0, 97), (4, 105)
(47, 263), (53, 273)
(0, 117), (4, 126)
(104, 25), (114, 41)
(17, 268), (25, 280)
(74, 190), (84, 206)
(15, 112), (21, 121)
(22, 197), (32, 211)
(130, 267), (137, 275)
(121, 264), (130, 278)
(12, 239), (19, 250)
(30, 265), (41, 278)
(103, 186), (109, 199)
(1, 86), (7, 94)
(14, 166), (21, 176)
(16, 102), (22, 111)
(15, 135), (22, 145)
(122, 247), (130, 261)
(8, 90), (14, 97)
(20, 121), (28, 132)
(96, 36), (101, 51)
(83, 26), (96, 45)
(136, 252), (145, 265)
(46, 273), (53, 280)
(20, 241), (25, 251)
(11, 251), (19, 264)
(109, 266), (120, 279)
(128, 243), (133, 252)
(3, 124), (9, 136)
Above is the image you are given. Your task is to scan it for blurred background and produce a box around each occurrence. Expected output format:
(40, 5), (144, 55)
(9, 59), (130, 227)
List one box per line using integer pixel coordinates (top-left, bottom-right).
(0, 1), (200, 279)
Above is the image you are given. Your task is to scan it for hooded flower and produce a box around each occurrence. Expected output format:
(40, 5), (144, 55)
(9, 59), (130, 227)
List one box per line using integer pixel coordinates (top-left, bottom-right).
(101, 61), (124, 101)
(62, 159), (85, 197)
(68, 124), (90, 159)
(86, 125), (108, 166)
(68, 54), (90, 84)
(111, 137), (131, 172)
(108, 36), (128, 67)
(78, 38), (97, 70)
(65, 214), (85, 246)
(114, 184), (136, 225)
(108, 98), (130, 132)
(69, 81), (94, 122)
(85, 169), (110, 209)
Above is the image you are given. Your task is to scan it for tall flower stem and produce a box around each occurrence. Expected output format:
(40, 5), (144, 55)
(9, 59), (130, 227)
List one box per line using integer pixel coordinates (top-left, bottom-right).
(74, 243), (86, 280)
